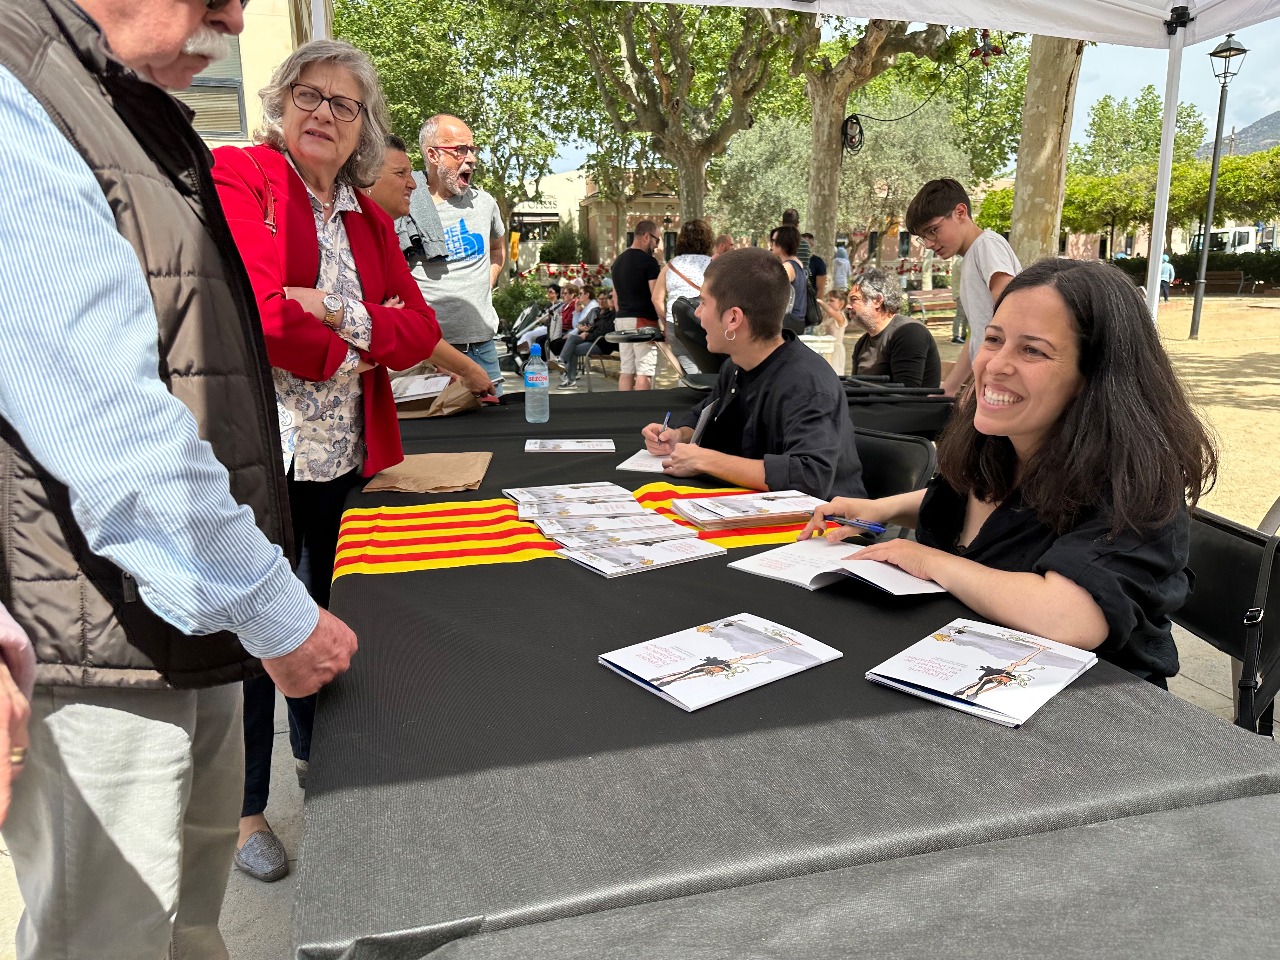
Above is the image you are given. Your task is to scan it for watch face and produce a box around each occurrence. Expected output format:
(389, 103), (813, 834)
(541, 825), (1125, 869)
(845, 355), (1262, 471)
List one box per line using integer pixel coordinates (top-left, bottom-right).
(323, 294), (342, 312)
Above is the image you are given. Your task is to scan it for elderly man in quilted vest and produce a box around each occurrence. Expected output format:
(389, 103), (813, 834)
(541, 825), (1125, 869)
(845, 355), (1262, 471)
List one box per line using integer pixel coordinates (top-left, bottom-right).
(0, 0), (359, 957)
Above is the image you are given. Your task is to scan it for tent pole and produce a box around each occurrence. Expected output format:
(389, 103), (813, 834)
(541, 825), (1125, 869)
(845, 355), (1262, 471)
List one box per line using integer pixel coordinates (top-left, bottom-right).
(1145, 10), (1189, 320)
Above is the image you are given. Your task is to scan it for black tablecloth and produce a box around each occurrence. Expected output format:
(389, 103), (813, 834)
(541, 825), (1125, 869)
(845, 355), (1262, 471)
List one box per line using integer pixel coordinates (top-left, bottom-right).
(432, 794), (1280, 960)
(294, 393), (1280, 959)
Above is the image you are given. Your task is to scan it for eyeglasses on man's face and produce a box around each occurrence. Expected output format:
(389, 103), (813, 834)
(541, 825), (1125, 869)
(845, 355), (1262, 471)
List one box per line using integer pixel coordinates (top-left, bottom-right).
(434, 144), (478, 160)
(290, 83), (364, 122)
(205, 0), (249, 10)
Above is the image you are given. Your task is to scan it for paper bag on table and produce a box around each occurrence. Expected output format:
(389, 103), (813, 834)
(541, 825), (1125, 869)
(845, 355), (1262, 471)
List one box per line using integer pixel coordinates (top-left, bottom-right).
(362, 452), (493, 494)
(396, 378), (482, 420)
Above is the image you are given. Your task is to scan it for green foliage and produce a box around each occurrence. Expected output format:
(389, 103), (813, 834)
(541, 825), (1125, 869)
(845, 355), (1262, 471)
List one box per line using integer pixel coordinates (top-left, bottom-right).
(707, 116), (808, 238)
(837, 91), (972, 254)
(974, 187), (1013, 232)
(872, 39), (1030, 182)
(1069, 84), (1207, 176)
(334, 0), (576, 220)
(538, 225), (590, 265)
(491, 276), (546, 324)
(1111, 252), (1280, 288)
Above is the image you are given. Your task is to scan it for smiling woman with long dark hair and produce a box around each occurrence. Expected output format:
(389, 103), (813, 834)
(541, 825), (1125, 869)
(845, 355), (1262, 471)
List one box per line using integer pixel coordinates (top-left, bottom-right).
(804, 258), (1217, 685)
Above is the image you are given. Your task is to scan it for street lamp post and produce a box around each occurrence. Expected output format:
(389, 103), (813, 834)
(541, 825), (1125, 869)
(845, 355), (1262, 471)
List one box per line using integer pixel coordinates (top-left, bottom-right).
(1190, 34), (1248, 340)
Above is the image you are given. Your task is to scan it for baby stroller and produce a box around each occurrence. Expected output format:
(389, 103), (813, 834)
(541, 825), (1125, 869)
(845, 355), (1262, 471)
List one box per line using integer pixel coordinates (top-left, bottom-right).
(498, 301), (550, 375)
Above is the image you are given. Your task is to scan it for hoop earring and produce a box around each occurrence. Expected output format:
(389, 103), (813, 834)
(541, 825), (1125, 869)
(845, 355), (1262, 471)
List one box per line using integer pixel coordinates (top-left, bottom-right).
(725, 329), (736, 341)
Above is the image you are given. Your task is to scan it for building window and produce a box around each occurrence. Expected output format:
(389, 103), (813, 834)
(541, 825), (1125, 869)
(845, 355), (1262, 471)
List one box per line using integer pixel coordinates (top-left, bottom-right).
(173, 37), (246, 140)
(897, 230), (911, 258)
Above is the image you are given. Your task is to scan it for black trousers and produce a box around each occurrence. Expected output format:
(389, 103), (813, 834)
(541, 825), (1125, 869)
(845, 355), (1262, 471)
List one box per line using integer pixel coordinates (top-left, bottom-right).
(241, 467), (364, 817)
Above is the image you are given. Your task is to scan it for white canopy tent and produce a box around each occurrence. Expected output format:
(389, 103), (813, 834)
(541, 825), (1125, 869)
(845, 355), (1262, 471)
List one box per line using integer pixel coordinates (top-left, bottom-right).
(616, 0), (1280, 317)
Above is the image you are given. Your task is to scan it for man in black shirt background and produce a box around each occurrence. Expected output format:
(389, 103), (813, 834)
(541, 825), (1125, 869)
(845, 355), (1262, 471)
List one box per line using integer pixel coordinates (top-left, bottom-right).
(611, 220), (662, 391)
(848, 268), (941, 389)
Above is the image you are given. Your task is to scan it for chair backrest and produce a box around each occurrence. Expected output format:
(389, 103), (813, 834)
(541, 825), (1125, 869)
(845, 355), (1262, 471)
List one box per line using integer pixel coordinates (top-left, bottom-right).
(670, 297), (725, 375)
(1173, 508), (1279, 733)
(852, 427), (936, 501)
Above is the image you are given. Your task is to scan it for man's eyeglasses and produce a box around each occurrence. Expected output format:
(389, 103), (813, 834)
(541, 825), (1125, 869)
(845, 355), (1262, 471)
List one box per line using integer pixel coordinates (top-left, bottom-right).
(205, 0), (249, 10)
(434, 144), (478, 159)
(290, 83), (364, 123)
(914, 214), (951, 243)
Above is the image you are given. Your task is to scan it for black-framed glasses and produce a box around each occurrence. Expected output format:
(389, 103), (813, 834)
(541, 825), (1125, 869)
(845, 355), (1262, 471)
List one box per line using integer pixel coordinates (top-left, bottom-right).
(434, 144), (478, 159)
(205, 0), (249, 10)
(290, 83), (364, 123)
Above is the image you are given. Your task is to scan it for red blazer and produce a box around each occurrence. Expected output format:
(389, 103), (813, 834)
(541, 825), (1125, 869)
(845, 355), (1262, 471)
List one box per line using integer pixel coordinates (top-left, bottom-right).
(211, 144), (441, 476)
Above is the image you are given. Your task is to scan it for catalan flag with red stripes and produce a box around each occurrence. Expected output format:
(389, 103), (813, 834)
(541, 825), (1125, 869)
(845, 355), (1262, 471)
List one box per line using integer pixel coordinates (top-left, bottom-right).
(333, 483), (814, 579)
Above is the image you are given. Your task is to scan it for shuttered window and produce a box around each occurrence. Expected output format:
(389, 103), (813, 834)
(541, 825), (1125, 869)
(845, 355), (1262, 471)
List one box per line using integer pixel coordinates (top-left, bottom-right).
(173, 37), (246, 139)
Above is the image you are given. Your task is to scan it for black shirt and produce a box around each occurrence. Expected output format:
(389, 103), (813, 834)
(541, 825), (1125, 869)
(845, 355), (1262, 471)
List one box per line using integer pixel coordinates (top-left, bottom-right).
(808, 254), (827, 280)
(851, 314), (942, 388)
(673, 334), (866, 500)
(611, 248), (661, 323)
(916, 477), (1190, 680)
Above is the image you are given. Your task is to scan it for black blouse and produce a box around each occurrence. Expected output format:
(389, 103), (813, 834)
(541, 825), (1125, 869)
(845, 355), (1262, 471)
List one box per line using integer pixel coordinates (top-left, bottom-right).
(916, 477), (1190, 680)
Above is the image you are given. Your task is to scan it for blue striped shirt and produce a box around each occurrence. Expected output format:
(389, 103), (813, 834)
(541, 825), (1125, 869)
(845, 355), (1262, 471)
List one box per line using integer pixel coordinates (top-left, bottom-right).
(0, 65), (316, 660)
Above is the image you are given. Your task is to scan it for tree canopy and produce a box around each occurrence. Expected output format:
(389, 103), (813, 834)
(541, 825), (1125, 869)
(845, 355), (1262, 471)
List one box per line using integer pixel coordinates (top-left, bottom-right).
(1069, 84), (1207, 176)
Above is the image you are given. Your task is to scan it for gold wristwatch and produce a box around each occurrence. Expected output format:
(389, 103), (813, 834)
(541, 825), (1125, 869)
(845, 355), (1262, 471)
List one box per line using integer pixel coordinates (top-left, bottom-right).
(322, 294), (343, 330)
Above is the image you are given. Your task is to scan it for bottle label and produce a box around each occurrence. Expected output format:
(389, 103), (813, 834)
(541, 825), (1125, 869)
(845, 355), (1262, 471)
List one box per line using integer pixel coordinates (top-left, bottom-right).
(525, 372), (548, 387)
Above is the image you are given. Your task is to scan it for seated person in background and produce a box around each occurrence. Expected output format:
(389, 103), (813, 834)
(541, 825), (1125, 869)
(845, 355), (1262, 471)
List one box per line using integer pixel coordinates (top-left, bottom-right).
(516, 284), (561, 357)
(802, 258), (1217, 686)
(818, 289), (849, 376)
(847, 268), (941, 389)
(642, 248), (866, 500)
(556, 285), (601, 388)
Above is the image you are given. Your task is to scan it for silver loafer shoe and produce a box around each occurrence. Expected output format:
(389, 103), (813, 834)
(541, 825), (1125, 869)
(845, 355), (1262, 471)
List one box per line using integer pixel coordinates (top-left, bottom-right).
(234, 829), (289, 883)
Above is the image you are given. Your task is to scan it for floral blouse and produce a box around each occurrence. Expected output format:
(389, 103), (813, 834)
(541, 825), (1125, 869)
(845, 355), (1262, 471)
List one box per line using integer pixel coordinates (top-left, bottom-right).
(276, 161), (374, 482)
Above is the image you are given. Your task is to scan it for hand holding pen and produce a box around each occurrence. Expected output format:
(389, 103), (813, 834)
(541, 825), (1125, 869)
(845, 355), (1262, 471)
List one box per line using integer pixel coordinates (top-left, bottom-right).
(642, 411), (687, 456)
(799, 498), (888, 543)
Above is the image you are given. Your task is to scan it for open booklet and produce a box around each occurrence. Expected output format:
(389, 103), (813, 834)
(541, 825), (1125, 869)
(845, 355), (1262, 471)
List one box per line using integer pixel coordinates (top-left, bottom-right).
(729, 538), (946, 596)
(671, 491), (824, 530)
(559, 537), (725, 578)
(866, 618), (1098, 727)
(616, 449), (667, 473)
(599, 612), (843, 711)
(525, 439), (617, 452)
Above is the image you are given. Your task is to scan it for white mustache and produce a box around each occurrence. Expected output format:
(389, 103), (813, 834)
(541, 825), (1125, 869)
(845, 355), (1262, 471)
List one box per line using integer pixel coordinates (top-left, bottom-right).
(183, 27), (230, 61)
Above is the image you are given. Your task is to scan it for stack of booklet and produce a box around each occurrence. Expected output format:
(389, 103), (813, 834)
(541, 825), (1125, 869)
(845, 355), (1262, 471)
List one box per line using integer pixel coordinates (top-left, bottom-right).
(503, 482), (645, 521)
(535, 514), (697, 550)
(503, 481), (723, 576)
(866, 618), (1098, 727)
(599, 613), (842, 711)
(391, 374), (452, 403)
(671, 491), (824, 530)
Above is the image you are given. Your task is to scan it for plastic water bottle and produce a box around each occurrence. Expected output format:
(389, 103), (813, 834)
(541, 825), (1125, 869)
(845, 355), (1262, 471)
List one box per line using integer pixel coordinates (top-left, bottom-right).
(524, 344), (550, 423)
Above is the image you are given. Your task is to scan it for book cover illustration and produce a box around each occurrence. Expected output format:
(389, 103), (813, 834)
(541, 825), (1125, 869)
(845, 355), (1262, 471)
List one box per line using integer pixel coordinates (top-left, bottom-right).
(867, 618), (1097, 727)
(517, 499), (648, 520)
(599, 613), (843, 711)
(535, 514), (682, 536)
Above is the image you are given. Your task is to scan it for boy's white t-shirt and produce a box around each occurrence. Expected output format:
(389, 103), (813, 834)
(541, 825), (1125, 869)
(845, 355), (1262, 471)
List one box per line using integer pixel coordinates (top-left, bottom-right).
(959, 229), (1022, 359)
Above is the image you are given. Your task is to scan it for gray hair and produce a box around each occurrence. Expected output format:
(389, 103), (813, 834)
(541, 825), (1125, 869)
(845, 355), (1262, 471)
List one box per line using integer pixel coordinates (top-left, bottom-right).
(255, 39), (389, 188)
(417, 114), (469, 154)
(855, 268), (903, 315)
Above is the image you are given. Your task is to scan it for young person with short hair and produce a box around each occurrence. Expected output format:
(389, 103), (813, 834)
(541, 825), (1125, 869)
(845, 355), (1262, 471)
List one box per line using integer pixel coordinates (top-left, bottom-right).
(906, 178), (1021, 397)
(641, 248), (865, 499)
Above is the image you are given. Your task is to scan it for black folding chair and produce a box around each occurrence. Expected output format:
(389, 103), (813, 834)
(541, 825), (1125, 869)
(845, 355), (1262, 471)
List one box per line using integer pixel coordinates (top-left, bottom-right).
(1172, 502), (1280, 735)
(851, 427), (936, 501)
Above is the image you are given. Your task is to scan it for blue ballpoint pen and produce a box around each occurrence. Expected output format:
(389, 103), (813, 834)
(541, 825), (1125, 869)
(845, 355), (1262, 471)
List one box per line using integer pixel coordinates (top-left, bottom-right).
(833, 517), (887, 535)
(660, 411), (671, 434)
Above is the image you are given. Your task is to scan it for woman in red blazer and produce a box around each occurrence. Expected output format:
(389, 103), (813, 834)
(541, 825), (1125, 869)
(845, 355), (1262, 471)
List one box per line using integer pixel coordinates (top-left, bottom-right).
(211, 39), (451, 885)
